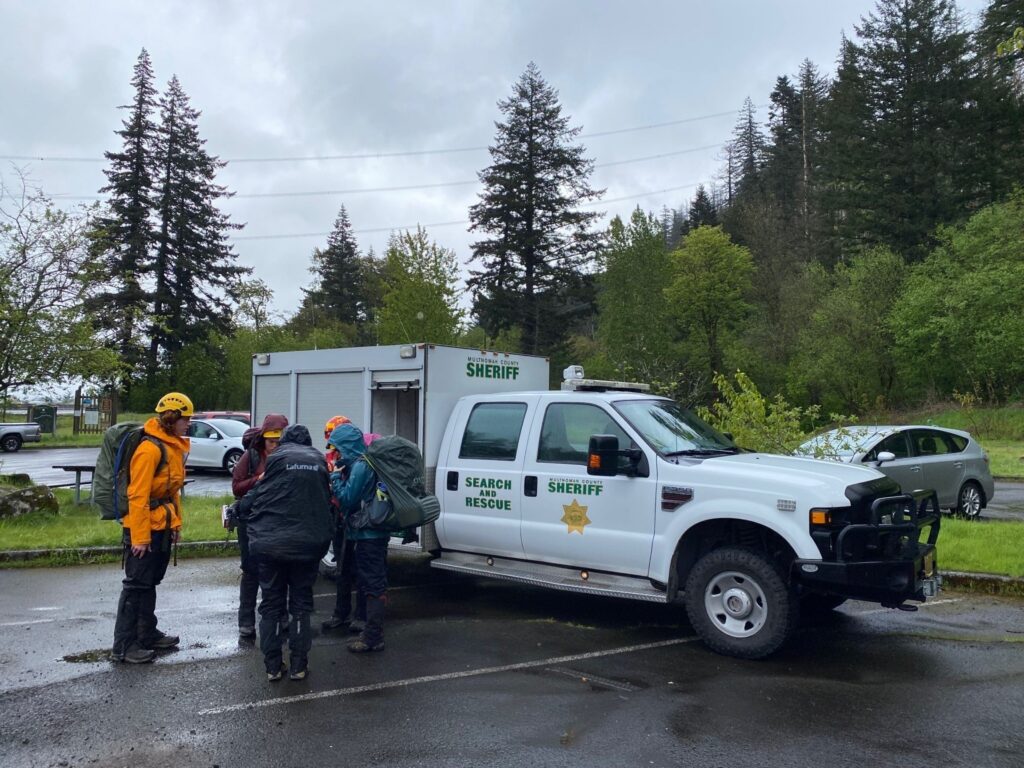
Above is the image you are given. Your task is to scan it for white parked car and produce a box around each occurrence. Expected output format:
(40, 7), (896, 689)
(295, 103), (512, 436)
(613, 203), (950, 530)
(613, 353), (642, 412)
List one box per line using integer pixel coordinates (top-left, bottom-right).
(186, 418), (248, 473)
(798, 425), (995, 518)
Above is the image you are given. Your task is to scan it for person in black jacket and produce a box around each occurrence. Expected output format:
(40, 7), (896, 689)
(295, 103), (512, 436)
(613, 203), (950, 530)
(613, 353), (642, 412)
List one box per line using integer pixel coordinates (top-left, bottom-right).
(230, 413), (289, 638)
(236, 424), (333, 682)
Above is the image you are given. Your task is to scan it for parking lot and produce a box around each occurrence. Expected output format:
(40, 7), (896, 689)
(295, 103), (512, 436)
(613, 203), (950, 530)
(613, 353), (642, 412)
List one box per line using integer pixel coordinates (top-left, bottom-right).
(1, 555), (1022, 767)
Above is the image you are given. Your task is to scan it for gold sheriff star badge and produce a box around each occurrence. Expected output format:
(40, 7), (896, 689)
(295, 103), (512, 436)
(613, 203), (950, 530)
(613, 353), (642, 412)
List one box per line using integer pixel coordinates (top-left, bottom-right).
(560, 498), (592, 534)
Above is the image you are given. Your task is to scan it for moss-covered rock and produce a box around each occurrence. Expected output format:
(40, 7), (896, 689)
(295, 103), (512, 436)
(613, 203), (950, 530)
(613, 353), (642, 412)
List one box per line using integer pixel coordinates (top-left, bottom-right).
(0, 485), (59, 518)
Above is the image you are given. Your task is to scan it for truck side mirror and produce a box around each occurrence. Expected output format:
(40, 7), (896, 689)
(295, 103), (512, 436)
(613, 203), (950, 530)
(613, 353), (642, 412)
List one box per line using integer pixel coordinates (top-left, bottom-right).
(875, 450), (896, 465)
(587, 434), (620, 476)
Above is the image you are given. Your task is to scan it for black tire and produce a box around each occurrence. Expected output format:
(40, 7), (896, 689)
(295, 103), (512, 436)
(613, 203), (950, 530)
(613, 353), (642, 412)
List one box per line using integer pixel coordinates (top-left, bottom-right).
(800, 593), (848, 616)
(683, 546), (798, 659)
(319, 540), (338, 580)
(956, 481), (983, 519)
(223, 449), (243, 473)
(1, 434), (23, 452)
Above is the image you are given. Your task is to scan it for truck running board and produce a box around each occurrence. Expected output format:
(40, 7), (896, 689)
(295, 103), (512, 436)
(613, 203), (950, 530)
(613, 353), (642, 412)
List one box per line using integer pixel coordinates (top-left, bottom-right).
(431, 551), (669, 603)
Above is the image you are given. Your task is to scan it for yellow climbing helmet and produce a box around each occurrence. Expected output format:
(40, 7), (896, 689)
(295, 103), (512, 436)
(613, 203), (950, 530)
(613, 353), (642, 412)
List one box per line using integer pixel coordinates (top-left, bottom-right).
(324, 415), (350, 441)
(155, 392), (194, 417)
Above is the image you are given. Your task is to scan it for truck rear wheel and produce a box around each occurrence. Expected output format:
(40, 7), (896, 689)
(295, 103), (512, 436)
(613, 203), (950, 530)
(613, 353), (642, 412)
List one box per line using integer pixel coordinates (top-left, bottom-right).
(683, 547), (798, 659)
(1, 434), (22, 452)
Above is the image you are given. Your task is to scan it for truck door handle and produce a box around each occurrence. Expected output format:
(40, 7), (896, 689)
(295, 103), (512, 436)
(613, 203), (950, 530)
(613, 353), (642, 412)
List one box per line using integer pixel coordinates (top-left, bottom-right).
(525, 476), (537, 497)
(447, 471), (459, 491)
(953, 461), (963, 468)
(911, 466), (921, 472)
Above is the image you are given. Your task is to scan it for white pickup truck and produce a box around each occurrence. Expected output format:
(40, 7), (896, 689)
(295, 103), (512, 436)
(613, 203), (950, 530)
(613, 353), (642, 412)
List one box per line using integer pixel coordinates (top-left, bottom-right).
(0, 422), (42, 452)
(251, 344), (940, 659)
(429, 367), (941, 659)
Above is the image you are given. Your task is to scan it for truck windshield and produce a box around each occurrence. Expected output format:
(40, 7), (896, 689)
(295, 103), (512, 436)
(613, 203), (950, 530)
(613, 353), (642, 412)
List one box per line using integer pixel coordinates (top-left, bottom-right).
(614, 399), (737, 456)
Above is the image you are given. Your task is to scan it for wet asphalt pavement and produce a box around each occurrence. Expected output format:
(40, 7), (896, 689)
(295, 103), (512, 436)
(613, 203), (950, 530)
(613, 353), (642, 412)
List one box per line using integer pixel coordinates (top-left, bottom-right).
(7, 447), (233, 498)
(1, 555), (1023, 768)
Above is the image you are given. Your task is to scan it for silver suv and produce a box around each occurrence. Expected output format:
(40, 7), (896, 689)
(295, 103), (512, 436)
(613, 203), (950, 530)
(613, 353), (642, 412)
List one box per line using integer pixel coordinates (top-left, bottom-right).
(799, 425), (995, 518)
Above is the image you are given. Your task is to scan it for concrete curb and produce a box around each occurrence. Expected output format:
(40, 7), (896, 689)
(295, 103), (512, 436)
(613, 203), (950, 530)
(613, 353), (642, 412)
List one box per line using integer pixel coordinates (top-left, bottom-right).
(0, 539), (239, 563)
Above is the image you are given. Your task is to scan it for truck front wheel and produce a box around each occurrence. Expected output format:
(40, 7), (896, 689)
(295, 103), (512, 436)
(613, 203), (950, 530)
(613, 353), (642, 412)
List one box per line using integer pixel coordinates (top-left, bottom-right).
(683, 547), (798, 659)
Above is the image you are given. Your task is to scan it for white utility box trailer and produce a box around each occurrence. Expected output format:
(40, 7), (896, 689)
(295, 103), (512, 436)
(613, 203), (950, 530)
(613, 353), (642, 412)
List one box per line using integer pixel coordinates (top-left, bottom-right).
(250, 342), (550, 492)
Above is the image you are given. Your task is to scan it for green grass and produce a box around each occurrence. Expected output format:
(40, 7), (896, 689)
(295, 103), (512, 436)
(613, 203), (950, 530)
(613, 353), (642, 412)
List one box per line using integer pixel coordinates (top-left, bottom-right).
(937, 517), (1024, 578)
(0, 489), (235, 551)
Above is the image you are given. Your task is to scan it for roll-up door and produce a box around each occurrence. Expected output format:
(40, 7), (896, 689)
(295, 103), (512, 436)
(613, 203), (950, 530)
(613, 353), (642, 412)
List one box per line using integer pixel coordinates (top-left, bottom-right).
(253, 374), (290, 426)
(296, 372), (365, 437)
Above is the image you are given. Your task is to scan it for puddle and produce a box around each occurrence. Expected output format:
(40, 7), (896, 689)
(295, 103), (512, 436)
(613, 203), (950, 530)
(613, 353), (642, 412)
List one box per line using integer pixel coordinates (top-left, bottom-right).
(62, 649), (111, 664)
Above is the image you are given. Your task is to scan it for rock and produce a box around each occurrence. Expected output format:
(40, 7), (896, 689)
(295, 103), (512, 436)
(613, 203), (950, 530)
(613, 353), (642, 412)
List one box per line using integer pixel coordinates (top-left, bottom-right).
(0, 484), (59, 518)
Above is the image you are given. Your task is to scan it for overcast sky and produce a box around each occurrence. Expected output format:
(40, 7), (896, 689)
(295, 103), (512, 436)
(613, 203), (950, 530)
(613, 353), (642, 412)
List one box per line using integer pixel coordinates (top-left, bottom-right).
(1, 0), (989, 320)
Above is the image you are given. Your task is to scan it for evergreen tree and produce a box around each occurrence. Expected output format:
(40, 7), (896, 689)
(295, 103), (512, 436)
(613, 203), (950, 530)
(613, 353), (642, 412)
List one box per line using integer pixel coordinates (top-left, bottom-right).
(149, 75), (248, 372)
(688, 185), (718, 229)
(818, 35), (876, 263)
(299, 205), (366, 325)
(854, 0), (975, 259)
(971, 0), (1024, 205)
(468, 62), (604, 356)
(89, 49), (158, 388)
(728, 97), (767, 199)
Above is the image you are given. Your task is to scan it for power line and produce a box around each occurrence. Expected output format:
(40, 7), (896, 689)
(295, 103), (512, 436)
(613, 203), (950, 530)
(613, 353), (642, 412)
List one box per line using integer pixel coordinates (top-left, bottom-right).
(49, 143), (722, 201)
(0, 106), (753, 165)
(232, 182), (704, 241)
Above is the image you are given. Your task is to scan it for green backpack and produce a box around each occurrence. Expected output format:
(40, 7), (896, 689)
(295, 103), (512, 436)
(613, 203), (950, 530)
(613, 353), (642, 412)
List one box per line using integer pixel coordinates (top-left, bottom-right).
(361, 435), (441, 531)
(94, 422), (167, 521)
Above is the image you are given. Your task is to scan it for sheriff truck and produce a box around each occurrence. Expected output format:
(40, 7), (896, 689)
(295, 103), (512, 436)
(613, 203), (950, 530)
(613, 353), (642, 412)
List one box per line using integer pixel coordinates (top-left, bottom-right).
(252, 344), (940, 659)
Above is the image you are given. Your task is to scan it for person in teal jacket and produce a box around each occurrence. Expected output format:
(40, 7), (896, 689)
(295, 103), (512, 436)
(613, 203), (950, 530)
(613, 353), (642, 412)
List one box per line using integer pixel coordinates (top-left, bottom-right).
(328, 422), (389, 652)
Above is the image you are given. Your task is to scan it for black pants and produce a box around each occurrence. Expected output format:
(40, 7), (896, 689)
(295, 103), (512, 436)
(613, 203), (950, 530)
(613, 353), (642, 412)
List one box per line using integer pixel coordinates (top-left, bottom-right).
(257, 557), (318, 673)
(236, 520), (260, 627)
(332, 524), (364, 622)
(112, 528), (172, 655)
(354, 537), (388, 645)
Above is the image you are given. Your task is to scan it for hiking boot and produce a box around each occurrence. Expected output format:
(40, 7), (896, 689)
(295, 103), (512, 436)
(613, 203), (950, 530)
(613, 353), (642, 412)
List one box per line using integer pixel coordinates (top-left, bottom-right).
(146, 631), (179, 650)
(238, 625), (256, 638)
(347, 638), (385, 653)
(267, 665), (286, 682)
(321, 615), (350, 631)
(112, 647), (156, 664)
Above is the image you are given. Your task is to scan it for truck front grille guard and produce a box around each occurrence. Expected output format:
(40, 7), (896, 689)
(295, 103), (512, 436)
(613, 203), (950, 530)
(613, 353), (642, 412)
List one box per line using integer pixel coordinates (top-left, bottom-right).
(834, 489), (941, 563)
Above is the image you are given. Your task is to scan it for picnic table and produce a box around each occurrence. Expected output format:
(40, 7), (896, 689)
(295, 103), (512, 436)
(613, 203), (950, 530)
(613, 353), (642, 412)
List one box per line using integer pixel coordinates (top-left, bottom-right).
(51, 465), (194, 505)
(51, 464), (95, 504)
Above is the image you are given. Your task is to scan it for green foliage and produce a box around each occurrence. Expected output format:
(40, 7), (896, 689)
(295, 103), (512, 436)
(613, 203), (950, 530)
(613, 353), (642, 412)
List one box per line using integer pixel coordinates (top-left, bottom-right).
(665, 226), (753, 377)
(597, 209), (677, 382)
(788, 248), (905, 412)
(0, 173), (121, 398)
(890, 194), (1024, 399)
(698, 371), (853, 454)
(377, 227), (464, 345)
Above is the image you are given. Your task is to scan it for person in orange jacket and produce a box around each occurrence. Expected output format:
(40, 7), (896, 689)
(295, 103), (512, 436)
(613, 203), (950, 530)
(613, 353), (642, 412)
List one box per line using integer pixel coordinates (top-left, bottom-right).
(111, 392), (192, 664)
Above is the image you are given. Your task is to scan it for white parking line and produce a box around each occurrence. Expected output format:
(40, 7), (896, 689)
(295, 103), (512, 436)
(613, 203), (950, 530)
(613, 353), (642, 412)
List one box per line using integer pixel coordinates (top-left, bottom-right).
(198, 637), (698, 715)
(0, 618), (61, 627)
